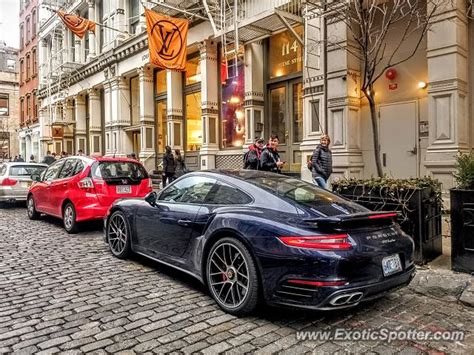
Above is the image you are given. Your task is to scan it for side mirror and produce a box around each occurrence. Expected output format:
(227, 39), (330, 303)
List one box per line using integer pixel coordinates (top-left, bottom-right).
(31, 173), (41, 182)
(145, 191), (158, 206)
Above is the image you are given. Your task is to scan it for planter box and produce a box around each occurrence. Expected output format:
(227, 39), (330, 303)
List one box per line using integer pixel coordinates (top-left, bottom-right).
(333, 184), (442, 264)
(450, 189), (474, 274)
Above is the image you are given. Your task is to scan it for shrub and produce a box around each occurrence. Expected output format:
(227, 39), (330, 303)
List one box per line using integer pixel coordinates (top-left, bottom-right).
(453, 151), (474, 190)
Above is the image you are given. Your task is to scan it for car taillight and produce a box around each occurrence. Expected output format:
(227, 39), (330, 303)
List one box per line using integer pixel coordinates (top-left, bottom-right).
(279, 234), (351, 250)
(287, 279), (348, 287)
(368, 212), (398, 219)
(1, 178), (17, 186)
(78, 177), (94, 189)
(148, 178), (153, 189)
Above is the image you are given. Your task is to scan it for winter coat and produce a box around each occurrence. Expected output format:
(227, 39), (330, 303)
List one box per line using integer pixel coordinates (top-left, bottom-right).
(311, 144), (333, 180)
(42, 156), (56, 165)
(175, 156), (187, 177)
(244, 144), (262, 170)
(162, 153), (176, 174)
(260, 146), (281, 173)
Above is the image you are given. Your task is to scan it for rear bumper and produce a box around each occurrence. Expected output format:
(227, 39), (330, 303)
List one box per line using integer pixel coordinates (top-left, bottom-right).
(0, 188), (28, 202)
(269, 265), (416, 311)
(74, 195), (109, 222)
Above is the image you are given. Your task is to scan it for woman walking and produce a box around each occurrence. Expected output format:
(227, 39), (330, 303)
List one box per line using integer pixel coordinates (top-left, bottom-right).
(162, 146), (176, 188)
(174, 149), (187, 178)
(311, 134), (333, 189)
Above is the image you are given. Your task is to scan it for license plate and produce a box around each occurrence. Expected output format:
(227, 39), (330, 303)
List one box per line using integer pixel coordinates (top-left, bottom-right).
(116, 185), (131, 194)
(21, 181), (32, 188)
(382, 254), (403, 276)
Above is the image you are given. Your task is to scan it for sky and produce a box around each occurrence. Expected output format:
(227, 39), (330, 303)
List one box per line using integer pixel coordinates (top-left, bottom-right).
(0, 0), (20, 48)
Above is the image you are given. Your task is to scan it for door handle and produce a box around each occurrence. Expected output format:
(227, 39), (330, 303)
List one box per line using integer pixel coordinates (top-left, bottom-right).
(177, 219), (192, 226)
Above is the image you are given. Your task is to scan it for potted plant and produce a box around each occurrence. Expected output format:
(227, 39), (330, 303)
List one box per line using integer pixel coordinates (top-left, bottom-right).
(451, 151), (474, 274)
(333, 176), (443, 264)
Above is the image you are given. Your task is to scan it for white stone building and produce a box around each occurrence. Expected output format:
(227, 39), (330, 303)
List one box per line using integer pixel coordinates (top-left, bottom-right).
(35, 0), (473, 191)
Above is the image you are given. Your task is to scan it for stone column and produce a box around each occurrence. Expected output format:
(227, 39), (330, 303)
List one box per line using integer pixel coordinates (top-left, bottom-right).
(109, 74), (132, 156)
(244, 42), (265, 148)
(74, 94), (87, 154)
(138, 66), (155, 170)
(167, 70), (183, 150)
(323, 17), (364, 181)
(61, 27), (69, 64)
(199, 40), (219, 170)
(74, 38), (82, 64)
(88, 89), (102, 154)
(87, 0), (96, 61)
(425, 0), (470, 193)
(115, 0), (127, 43)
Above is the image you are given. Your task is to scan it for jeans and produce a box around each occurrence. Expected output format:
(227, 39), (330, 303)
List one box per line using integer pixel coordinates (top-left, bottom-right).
(314, 176), (327, 189)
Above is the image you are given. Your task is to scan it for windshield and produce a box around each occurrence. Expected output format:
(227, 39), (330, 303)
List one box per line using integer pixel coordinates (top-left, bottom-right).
(92, 161), (148, 180)
(9, 165), (47, 177)
(248, 176), (367, 216)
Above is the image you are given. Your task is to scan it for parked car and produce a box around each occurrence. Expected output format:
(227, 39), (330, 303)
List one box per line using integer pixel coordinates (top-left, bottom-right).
(27, 156), (152, 233)
(0, 162), (48, 204)
(104, 170), (416, 316)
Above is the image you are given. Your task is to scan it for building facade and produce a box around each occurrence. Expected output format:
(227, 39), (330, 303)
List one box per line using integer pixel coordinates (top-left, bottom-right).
(18, 0), (41, 162)
(0, 42), (20, 160)
(36, 0), (473, 192)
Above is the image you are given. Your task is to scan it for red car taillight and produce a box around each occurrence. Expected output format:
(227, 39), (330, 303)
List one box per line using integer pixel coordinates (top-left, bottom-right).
(147, 178), (153, 189)
(287, 279), (348, 287)
(279, 234), (352, 250)
(1, 178), (18, 186)
(78, 177), (94, 189)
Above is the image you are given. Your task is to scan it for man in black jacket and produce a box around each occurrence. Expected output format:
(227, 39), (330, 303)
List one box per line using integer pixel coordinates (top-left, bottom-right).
(311, 134), (333, 189)
(260, 135), (284, 173)
(41, 151), (55, 165)
(162, 145), (176, 188)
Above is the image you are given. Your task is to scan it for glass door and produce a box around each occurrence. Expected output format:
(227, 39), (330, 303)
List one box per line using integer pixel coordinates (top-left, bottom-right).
(267, 79), (302, 174)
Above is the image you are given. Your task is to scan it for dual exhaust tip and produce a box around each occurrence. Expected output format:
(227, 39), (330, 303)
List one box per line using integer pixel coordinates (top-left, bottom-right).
(329, 292), (364, 306)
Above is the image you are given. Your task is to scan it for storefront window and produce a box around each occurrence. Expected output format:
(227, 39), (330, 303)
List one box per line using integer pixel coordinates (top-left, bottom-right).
(221, 60), (244, 148)
(155, 70), (166, 95)
(185, 92), (201, 151)
(293, 82), (303, 143)
(269, 26), (303, 79)
(155, 101), (167, 153)
(185, 56), (201, 86)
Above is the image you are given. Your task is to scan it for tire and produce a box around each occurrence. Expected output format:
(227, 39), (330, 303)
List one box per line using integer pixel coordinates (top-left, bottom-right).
(106, 210), (131, 259)
(63, 202), (79, 234)
(206, 237), (259, 316)
(27, 195), (40, 220)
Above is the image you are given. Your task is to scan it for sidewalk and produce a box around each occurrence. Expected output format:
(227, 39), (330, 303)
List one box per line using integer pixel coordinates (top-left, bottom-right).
(410, 255), (474, 308)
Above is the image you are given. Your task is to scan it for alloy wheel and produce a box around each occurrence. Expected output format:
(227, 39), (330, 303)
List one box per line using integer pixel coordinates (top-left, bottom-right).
(64, 205), (74, 230)
(108, 213), (128, 256)
(207, 242), (250, 309)
(27, 197), (35, 217)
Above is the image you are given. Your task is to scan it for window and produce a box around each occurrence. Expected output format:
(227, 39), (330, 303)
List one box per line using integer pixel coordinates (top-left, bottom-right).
(57, 159), (78, 179)
(6, 60), (15, 71)
(221, 60), (244, 148)
(73, 161), (84, 175)
(20, 98), (24, 124)
(32, 9), (36, 38)
(93, 136), (100, 153)
(205, 182), (252, 205)
(185, 92), (201, 151)
(155, 70), (166, 95)
(311, 100), (320, 133)
(20, 24), (24, 48)
(32, 48), (37, 76)
(43, 161), (65, 181)
(9, 165), (46, 177)
(92, 161), (148, 180)
(26, 54), (30, 80)
(0, 165), (7, 175)
(33, 92), (38, 121)
(159, 176), (216, 204)
(0, 95), (8, 116)
(26, 95), (31, 120)
(185, 56), (201, 85)
(155, 101), (167, 153)
(130, 0), (140, 34)
(20, 59), (24, 83)
(26, 17), (31, 43)
(146, 128), (153, 149)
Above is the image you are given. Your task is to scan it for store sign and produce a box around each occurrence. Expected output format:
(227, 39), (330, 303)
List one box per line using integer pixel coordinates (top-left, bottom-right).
(269, 26), (303, 79)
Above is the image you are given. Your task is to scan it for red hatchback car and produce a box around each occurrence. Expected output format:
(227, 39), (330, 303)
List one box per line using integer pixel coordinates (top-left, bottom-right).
(27, 156), (152, 233)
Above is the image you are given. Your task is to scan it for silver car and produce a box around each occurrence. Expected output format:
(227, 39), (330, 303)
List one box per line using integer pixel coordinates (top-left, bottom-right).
(0, 162), (48, 203)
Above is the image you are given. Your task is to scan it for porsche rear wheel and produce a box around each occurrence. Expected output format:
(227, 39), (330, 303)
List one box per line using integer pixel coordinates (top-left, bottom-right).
(107, 211), (131, 259)
(206, 237), (259, 316)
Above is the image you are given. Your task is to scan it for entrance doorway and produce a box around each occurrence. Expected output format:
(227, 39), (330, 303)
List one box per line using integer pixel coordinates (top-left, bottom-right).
(267, 79), (303, 174)
(379, 101), (418, 178)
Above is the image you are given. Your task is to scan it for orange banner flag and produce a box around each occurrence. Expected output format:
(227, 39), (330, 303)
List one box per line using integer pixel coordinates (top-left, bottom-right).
(145, 9), (188, 71)
(58, 11), (96, 39)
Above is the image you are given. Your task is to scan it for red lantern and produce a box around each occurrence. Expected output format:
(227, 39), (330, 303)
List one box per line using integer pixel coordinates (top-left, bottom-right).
(385, 68), (397, 81)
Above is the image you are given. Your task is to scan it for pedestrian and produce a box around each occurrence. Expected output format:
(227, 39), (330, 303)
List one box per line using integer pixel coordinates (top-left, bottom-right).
(41, 151), (56, 165)
(17, 155), (25, 162)
(52, 152), (57, 160)
(260, 135), (284, 173)
(310, 134), (333, 189)
(77, 149), (84, 156)
(162, 146), (176, 188)
(174, 149), (187, 178)
(13, 156), (18, 162)
(29, 154), (36, 163)
(244, 137), (265, 170)
(129, 152), (138, 161)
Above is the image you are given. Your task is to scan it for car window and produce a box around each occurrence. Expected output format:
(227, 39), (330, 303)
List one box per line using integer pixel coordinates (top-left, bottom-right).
(43, 161), (65, 181)
(73, 161), (84, 176)
(9, 165), (47, 177)
(92, 161), (148, 180)
(205, 182), (252, 205)
(0, 164), (6, 176)
(57, 159), (78, 179)
(159, 176), (216, 204)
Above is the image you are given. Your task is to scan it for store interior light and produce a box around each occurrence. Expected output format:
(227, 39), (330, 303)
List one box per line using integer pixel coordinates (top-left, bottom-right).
(235, 109), (244, 120)
(229, 96), (241, 104)
(418, 81), (427, 89)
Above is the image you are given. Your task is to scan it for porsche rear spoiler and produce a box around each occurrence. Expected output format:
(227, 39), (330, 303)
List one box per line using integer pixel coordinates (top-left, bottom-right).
(301, 211), (399, 230)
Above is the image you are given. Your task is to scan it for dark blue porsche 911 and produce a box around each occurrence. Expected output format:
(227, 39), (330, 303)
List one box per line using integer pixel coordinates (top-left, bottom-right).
(104, 170), (415, 316)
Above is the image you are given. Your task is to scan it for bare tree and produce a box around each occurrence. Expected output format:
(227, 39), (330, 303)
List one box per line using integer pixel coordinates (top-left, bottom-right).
(316, 0), (442, 177)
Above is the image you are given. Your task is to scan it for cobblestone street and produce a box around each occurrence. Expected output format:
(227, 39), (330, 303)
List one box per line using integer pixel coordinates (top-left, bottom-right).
(0, 205), (473, 354)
